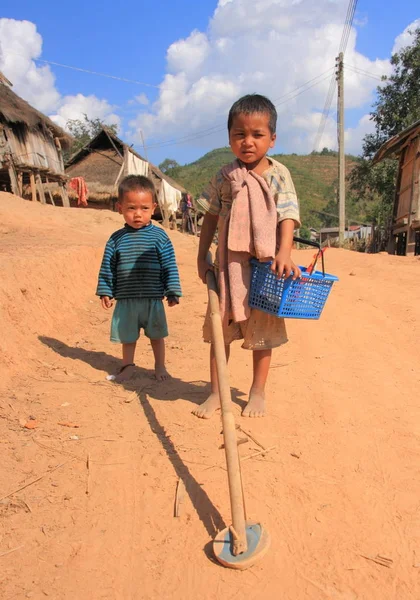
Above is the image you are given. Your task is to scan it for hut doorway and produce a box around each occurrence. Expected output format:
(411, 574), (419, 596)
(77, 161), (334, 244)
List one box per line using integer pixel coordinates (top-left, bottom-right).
(395, 231), (407, 256)
(415, 231), (420, 256)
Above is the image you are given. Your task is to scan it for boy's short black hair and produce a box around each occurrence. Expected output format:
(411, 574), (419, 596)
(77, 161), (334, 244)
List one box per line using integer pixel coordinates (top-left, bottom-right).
(228, 94), (277, 135)
(118, 175), (157, 203)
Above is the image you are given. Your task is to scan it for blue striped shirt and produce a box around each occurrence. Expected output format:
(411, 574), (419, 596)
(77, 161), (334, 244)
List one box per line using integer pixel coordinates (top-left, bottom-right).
(96, 223), (182, 300)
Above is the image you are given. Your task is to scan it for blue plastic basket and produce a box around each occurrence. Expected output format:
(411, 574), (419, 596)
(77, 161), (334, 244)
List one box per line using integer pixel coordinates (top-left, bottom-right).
(249, 259), (338, 320)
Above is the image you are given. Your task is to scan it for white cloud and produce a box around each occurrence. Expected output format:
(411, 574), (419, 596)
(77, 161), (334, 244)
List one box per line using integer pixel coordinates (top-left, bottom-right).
(0, 18), (119, 132)
(2, 11), (417, 158)
(167, 30), (210, 75)
(128, 93), (150, 106)
(344, 114), (375, 155)
(135, 93), (149, 105)
(128, 0), (397, 155)
(0, 18), (60, 113)
(288, 112), (337, 154)
(392, 19), (420, 54)
(49, 94), (120, 130)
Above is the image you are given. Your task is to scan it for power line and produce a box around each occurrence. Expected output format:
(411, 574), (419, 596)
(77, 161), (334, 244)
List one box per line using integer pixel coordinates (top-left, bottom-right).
(275, 71), (335, 107)
(145, 123), (226, 150)
(147, 68), (334, 149)
(272, 67), (335, 103)
(312, 75), (337, 153)
(339, 0), (358, 54)
(3, 47), (335, 152)
(146, 68), (335, 150)
(312, 0), (358, 153)
(2, 50), (160, 88)
(344, 63), (385, 81)
(346, 65), (382, 81)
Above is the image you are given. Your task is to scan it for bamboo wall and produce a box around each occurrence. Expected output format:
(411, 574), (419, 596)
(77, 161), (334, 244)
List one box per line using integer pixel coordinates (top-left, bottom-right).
(3, 123), (64, 175)
(0, 121), (69, 206)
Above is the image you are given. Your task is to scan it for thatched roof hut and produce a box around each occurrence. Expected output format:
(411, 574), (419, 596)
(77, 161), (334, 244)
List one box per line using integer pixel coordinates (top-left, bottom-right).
(0, 72), (72, 205)
(65, 128), (186, 219)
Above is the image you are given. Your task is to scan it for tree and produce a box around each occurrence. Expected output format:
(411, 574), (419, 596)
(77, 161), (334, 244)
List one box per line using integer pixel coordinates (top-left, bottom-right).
(363, 27), (420, 159)
(349, 27), (420, 247)
(298, 225), (312, 241)
(321, 147), (337, 156)
(159, 158), (180, 173)
(310, 147), (337, 156)
(64, 114), (119, 161)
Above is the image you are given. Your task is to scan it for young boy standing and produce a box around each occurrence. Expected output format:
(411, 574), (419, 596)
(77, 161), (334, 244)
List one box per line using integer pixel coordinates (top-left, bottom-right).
(195, 94), (301, 419)
(97, 175), (182, 382)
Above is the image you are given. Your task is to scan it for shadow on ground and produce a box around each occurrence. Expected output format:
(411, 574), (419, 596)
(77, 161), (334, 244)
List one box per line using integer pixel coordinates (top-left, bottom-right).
(39, 335), (247, 553)
(39, 336), (246, 407)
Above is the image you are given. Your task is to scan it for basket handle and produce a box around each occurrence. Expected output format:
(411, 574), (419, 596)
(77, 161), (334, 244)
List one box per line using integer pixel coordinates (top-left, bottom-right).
(293, 236), (325, 276)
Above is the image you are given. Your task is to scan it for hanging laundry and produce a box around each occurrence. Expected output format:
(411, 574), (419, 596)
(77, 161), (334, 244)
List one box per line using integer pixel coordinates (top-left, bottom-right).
(69, 177), (89, 207)
(159, 178), (182, 224)
(126, 152), (148, 176)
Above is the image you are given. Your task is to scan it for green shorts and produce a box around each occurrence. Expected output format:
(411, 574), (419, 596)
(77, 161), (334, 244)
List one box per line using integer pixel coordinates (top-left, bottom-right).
(110, 298), (168, 343)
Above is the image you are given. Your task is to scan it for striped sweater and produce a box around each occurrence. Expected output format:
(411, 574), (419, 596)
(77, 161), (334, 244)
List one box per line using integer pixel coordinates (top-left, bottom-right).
(96, 223), (182, 300)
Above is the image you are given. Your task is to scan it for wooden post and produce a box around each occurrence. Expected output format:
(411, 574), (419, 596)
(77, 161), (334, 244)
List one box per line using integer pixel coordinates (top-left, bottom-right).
(337, 52), (346, 247)
(60, 183), (70, 207)
(194, 211), (199, 237)
(8, 166), (20, 196)
(140, 130), (148, 161)
(30, 172), (37, 202)
(35, 173), (46, 204)
(45, 177), (56, 206)
(371, 220), (376, 253)
(123, 145), (129, 176)
(113, 163), (125, 192)
(17, 171), (23, 196)
(104, 128), (123, 159)
(158, 181), (169, 229)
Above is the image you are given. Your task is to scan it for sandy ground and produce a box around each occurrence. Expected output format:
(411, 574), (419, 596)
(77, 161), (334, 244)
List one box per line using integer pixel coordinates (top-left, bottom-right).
(1, 192), (420, 600)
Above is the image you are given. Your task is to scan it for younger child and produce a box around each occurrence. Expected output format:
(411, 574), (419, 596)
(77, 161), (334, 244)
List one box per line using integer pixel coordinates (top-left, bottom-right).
(195, 94), (301, 419)
(97, 175), (182, 382)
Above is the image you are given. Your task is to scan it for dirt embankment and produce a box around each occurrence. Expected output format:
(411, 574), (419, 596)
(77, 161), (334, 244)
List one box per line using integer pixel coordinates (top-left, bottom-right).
(1, 192), (420, 599)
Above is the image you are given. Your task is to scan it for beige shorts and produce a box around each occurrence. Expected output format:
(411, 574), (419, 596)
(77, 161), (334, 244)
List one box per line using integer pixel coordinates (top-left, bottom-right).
(203, 307), (288, 350)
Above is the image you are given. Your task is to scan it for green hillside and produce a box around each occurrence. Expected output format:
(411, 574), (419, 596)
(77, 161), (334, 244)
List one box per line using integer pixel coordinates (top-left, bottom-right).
(166, 148), (361, 229)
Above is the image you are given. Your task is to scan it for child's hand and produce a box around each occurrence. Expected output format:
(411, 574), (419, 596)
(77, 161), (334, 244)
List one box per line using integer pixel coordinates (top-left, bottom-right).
(197, 257), (213, 284)
(167, 296), (180, 307)
(271, 250), (301, 280)
(101, 296), (114, 309)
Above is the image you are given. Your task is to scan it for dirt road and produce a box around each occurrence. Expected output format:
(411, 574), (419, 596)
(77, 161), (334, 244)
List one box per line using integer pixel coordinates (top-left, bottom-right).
(1, 193), (419, 599)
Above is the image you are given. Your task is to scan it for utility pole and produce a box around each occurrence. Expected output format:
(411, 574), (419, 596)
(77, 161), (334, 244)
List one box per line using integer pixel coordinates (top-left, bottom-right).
(336, 52), (345, 247)
(140, 130), (148, 161)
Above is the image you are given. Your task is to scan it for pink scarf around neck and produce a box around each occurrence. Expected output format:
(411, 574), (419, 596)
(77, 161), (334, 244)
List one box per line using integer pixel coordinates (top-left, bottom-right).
(218, 160), (278, 324)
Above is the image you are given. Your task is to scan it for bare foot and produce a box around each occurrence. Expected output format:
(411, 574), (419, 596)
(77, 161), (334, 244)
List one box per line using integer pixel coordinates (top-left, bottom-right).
(192, 393), (221, 419)
(106, 363), (135, 383)
(154, 365), (171, 381)
(242, 389), (265, 418)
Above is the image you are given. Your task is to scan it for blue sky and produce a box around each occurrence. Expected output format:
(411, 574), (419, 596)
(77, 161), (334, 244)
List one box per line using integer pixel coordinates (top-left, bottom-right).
(1, 0), (419, 166)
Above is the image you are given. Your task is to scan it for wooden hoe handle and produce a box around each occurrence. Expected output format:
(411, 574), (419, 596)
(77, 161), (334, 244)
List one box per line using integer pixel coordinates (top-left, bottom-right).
(206, 268), (248, 555)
